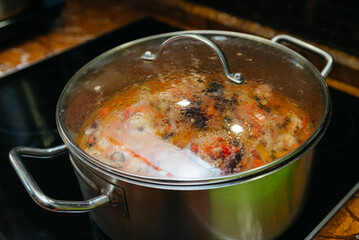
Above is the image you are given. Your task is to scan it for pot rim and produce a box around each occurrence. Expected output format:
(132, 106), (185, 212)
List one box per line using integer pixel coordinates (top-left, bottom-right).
(56, 30), (331, 185)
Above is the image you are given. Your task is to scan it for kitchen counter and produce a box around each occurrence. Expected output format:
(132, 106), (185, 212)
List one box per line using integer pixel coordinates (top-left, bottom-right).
(311, 184), (359, 240)
(0, 0), (145, 78)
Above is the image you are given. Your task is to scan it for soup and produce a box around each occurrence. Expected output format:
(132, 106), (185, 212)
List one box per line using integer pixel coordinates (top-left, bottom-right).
(76, 72), (314, 179)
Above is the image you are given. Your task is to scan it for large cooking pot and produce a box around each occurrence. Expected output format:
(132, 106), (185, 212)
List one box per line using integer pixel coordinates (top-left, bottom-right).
(9, 31), (332, 240)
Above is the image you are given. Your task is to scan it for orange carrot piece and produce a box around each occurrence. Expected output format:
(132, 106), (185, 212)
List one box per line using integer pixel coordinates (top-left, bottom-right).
(123, 106), (147, 119)
(206, 105), (217, 117)
(100, 106), (111, 118)
(253, 159), (265, 168)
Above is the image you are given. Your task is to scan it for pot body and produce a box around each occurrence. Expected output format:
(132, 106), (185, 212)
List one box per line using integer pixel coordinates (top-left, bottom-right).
(70, 147), (314, 240)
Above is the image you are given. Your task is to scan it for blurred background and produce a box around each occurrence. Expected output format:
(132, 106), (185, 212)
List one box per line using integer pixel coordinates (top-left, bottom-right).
(0, 0), (358, 239)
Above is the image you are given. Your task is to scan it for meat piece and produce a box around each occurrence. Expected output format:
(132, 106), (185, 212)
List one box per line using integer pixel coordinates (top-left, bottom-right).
(182, 106), (208, 130)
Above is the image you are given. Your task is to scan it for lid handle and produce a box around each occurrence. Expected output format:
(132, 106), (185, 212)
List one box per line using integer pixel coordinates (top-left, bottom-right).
(141, 34), (245, 84)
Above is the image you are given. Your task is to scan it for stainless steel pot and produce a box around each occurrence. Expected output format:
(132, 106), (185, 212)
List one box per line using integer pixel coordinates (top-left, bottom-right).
(9, 32), (332, 240)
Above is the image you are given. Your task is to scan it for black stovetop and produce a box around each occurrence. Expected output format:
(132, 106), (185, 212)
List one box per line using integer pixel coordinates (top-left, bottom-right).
(0, 18), (358, 240)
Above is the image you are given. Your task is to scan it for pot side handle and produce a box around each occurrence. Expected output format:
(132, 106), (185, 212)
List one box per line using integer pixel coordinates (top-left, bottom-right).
(9, 145), (110, 213)
(271, 34), (333, 78)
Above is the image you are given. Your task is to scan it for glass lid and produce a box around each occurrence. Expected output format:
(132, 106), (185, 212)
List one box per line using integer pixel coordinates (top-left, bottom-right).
(57, 31), (329, 181)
